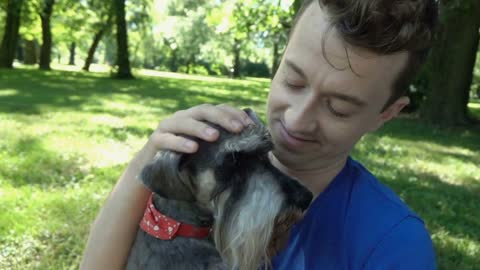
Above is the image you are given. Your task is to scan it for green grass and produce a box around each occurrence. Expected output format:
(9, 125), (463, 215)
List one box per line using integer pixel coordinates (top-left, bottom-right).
(469, 98), (480, 119)
(1, 66), (479, 269)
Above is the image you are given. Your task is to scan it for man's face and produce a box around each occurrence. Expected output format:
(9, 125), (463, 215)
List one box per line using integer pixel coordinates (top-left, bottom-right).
(267, 2), (409, 170)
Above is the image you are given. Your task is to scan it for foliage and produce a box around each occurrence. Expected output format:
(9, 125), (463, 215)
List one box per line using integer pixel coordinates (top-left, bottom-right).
(0, 66), (479, 269)
(472, 48), (480, 98)
(0, 1), (5, 39)
(19, 0), (42, 41)
(6, 0), (295, 77)
(160, 5), (214, 73)
(202, 0), (293, 77)
(5, 0), (479, 96)
(242, 60), (271, 78)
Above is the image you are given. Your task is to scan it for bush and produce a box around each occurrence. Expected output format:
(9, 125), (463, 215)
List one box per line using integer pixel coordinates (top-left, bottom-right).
(404, 66), (429, 113)
(191, 65), (209, 75)
(404, 85), (425, 113)
(241, 61), (271, 78)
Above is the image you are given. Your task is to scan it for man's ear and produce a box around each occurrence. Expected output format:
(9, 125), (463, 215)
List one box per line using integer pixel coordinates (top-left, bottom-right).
(370, 96), (410, 132)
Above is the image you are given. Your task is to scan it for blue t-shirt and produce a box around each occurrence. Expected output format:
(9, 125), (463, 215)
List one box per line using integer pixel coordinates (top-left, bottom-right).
(272, 157), (436, 269)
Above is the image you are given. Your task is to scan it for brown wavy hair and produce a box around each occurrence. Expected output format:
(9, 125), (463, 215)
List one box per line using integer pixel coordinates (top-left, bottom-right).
(291, 0), (438, 110)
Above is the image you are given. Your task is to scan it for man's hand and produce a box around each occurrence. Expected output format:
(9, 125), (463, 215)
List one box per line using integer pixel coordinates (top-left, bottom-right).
(145, 104), (254, 154)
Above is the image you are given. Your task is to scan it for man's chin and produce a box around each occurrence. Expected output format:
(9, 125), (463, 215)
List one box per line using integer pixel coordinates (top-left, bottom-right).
(271, 143), (307, 166)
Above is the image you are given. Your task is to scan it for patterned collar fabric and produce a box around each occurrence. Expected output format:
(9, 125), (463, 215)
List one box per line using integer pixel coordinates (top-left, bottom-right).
(140, 193), (212, 240)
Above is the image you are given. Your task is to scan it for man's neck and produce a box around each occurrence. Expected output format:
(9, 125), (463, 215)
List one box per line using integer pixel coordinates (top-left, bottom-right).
(269, 153), (347, 197)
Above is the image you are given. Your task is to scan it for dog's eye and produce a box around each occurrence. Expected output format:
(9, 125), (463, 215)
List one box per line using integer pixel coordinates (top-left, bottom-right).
(221, 152), (240, 168)
(228, 152), (239, 165)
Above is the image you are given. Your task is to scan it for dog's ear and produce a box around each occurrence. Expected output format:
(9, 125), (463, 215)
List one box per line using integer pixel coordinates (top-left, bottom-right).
(140, 150), (195, 201)
(220, 124), (273, 158)
(240, 108), (274, 153)
(243, 108), (262, 125)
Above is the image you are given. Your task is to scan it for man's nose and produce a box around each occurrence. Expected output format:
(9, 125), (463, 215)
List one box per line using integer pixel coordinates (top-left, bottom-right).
(285, 95), (317, 134)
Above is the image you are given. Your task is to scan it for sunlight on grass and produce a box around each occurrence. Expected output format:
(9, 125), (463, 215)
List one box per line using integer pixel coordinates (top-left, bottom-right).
(469, 100), (480, 119)
(138, 68), (239, 84)
(0, 89), (19, 97)
(0, 180), (113, 269)
(90, 114), (126, 128)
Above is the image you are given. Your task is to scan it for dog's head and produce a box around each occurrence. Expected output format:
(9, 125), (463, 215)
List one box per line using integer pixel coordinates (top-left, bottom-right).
(141, 109), (313, 270)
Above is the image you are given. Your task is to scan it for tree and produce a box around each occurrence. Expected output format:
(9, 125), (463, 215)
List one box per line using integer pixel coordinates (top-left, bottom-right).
(51, 0), (91, 66)
(125, 0), (152, 68)
(230, 2), (257, 78)
(256, 0), (293, 77)
(421, 1), (480, 125)
(114, 0), (133, 79)
(0, 2), (5, 39)
(0, 0), (24, 68)
(83, 24), (110, 71)
(38, 0), (55, 70)
(18, 0), (41, 65)
(293, 0), (303, 14)
(82, 0), (114, 71)
(208, 0), (264, 78)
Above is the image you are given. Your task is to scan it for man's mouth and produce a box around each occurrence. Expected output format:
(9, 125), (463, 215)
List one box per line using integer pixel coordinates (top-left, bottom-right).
(278, 121), (316, 147)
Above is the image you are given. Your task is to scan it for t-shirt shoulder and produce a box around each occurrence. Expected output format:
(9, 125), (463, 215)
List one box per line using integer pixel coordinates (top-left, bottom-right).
(350, 158), (419, 218)
(362, 216), (436, 269)
(345, 159), (433, 267)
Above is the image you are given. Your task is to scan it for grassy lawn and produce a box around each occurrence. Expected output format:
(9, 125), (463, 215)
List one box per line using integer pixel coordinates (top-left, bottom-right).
(0, 66), (479, 269)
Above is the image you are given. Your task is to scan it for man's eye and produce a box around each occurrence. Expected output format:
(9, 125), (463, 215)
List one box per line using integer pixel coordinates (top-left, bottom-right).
(326, 99), (350, 118)
(283, 79), (304, 89)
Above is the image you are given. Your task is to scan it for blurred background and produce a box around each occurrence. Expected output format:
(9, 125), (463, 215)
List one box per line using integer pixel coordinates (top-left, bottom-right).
(0, 0), (479, 269)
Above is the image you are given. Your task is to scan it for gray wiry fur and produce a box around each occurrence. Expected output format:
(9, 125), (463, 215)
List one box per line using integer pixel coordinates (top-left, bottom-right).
(126, 109), (313, 270)
(213, 169), (284, 270)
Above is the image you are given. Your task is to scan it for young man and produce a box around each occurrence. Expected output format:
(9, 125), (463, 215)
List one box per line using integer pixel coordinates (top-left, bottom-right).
(81, 0), (438, 269)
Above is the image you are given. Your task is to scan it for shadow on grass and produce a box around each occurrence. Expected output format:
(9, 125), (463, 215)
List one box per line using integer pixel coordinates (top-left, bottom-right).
(353, 139), (480, 269)
(0, 68), (268, 116)
(82, 124), (153, 142)
(0, 135), (88, 188)
(382, 165), (478, 269)
(377, 117), (480, 153)
(0, 164), (122, 269)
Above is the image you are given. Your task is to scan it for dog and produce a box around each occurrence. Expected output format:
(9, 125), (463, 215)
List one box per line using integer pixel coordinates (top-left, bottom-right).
(126, 109), (313, 270)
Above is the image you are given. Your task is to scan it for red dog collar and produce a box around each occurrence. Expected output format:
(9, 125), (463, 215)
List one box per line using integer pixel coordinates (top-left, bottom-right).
(140, 193), (212, 240)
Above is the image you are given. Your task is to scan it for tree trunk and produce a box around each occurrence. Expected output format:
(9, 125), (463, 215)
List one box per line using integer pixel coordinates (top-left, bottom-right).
(83, 28), (105, 71)
(114, 0), (133, 79)
(169, 49), (178, 72)
(68, 42), (76, 65)
(103, 33), (116, 65)
(39, 0), (55, 70)
(0, 0), (24, 68)
(24, 39), (38, 65)
(16, 38), (24, 62)
(232, 38), (241, 78)
(420, 1), (480, 126)
(271, 38), (280, 78)
(271, 0), (283, 78)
